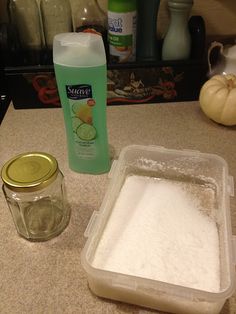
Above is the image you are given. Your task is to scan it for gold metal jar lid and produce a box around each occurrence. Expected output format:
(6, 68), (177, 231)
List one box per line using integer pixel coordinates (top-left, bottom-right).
(1, 152), (59, 192)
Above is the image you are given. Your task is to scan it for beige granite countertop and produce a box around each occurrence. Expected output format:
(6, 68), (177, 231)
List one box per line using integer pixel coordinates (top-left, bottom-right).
(0, 102), (236, 314)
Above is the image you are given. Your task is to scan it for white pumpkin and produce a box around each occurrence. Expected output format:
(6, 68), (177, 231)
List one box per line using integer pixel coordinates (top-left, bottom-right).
(199, 74), (236, 126)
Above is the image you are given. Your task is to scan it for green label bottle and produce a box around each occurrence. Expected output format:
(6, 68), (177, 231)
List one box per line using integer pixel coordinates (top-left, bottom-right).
(53, 33), (110, 174)
(108, 0), (137, 63)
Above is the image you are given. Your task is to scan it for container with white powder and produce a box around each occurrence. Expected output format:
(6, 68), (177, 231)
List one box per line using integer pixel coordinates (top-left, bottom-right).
(81, 145), (236, 314)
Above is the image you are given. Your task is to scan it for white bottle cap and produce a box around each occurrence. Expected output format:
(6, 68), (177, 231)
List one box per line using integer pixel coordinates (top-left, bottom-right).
(53, 32), (106, 67)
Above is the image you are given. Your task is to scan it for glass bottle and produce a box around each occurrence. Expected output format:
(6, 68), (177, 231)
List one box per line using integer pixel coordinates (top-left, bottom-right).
(71, 0), (107, 49)
(40, 0), (72, 49)
(8, 0), (44, 65)
(136, 0), (160, 62)
(162, 0), (193, 61)
(40, 0), (72, 63)
(188, 15), (206, 60)
(1, 152), (71, 241)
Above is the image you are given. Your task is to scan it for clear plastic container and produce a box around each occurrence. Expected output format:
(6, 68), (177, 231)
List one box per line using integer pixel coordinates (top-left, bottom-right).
(81, 145), (236, 314)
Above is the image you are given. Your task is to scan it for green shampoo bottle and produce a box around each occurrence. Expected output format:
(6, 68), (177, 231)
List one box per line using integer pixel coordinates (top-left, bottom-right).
(53, 33), (110, 174)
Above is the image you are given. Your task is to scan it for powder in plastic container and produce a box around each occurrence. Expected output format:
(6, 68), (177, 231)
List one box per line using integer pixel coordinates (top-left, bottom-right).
(92, 175), (220, 293)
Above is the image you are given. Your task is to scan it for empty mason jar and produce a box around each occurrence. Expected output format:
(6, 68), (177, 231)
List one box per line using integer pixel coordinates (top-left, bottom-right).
(1, 152), (70, 241)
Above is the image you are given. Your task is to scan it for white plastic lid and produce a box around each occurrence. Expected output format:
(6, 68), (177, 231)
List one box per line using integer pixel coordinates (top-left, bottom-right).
(53, 32), (106, 67)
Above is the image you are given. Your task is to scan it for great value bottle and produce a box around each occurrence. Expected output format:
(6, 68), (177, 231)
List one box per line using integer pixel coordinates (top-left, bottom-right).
(53, 33), (110, 174)
(108, 0), (137, 63)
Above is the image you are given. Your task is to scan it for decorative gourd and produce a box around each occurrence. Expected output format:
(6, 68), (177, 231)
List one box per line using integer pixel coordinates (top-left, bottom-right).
(199, 74), (236, 126)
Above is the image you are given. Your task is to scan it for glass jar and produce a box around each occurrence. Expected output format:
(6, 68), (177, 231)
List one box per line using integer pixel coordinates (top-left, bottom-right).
(1, 152), (70, 241)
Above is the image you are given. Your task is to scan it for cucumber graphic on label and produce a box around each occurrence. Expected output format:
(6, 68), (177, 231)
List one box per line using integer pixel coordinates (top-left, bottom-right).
(72, 103), (93, 124)
(72, 102), (81, 114)
(76, 123), (97, 141)
(72, 116), (83, 132)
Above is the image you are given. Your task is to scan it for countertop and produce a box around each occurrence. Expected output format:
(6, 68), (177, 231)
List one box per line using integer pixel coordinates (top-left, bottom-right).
(0, 102), (236, 314)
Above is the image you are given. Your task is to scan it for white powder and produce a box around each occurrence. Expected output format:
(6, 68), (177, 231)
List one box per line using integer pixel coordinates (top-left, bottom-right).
(92, 175), (220, 293)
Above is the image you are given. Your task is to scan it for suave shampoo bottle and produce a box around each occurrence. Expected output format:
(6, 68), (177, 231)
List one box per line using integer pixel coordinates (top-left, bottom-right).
(53, 33), (110, 174)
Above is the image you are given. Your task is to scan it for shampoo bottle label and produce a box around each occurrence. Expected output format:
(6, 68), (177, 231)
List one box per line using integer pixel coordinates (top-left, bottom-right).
(66, 84), (97, 159)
